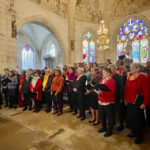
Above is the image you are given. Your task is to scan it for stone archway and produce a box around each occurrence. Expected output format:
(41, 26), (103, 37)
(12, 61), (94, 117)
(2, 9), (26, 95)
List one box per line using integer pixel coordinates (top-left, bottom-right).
(17, 15), (65, 64)
(17, 15), (65, 70)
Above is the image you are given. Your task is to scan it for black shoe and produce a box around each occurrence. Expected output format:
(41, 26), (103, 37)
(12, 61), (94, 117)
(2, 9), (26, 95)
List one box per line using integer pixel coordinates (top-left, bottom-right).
(135, 137), (143, 144)
(14, 105), (17, 109)
(0, 106), (1, 109)
(116, 125), (124, 131)
(5, 104), (8, 108)
(45, 109), (50, 113)
(98, 128), (106, 133)
(80, 116), (85, 121)
(68, 109), (73, 113)
(89, 119), (96, 123)
(36, 109), (40, 113)
(104, 131), (112, 137)
(22, 107), (27, 111)
(77, 115), (82, 118)
(73, 112), (77, 115)
(29, 107), (32, 111)
(33, 109), (36, 112)
(127, 133), (135, 138)
(93, 122), (100, 126)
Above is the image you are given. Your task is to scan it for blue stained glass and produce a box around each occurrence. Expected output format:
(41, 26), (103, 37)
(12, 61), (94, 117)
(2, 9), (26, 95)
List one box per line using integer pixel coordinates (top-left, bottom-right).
(120, 26), (124, 34)
(22, 47), (34, 70)
(129, 32), (134, 39)
(117, 18), (148, 63)
(121, 34), (127, 41)
(140, 21), (144, 25)
(136, 19), (139, 24)
(144, 25), (148, 33)
(132, 39), (140, 62)
(124, 26), (130, 34)
(141, 37), (148, 63)
(132, 24), (139, 32)
(85, 32), (92, 39)
(128, 19), (135, 26)
(90, 41), (95, 63)
(136, 30), (143, 38)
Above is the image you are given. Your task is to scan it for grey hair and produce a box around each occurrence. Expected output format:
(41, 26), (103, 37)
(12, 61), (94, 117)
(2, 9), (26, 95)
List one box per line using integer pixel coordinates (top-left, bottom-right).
(108, 64), (117, 71)
(130, 63), (144, 72)
(77, 68), (84, 74)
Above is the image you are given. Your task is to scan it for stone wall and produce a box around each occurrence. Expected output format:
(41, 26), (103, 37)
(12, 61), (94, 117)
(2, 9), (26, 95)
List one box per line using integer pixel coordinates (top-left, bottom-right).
(0, 0), (17, 73)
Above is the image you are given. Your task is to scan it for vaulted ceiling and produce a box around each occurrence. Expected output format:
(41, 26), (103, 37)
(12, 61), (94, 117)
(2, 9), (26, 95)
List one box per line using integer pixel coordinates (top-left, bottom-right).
(30, 0), (150, 23)
(17, 22), (57, 51)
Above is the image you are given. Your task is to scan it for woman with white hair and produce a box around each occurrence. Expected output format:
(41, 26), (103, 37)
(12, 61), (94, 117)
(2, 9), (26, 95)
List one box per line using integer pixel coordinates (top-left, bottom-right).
(124, 63), (150, 144)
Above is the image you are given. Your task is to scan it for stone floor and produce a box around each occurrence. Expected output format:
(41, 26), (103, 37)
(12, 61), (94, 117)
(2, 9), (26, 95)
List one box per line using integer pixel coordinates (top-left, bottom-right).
(0, 106), (150, 150)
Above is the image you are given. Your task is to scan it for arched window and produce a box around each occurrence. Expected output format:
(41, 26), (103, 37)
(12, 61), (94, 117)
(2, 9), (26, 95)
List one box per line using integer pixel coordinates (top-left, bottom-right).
(117, 18), (148, 63)
(83, 32), (95, 63)
(22, 44), (34, 70)
(46, 41), (56, 57)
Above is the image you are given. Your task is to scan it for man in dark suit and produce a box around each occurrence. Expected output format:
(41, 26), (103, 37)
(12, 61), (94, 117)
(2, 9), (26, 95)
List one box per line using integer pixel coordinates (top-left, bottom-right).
(43, 69), (54, 113)
(109, 64), (125, 131)
(73, 68), (87, 120)
(21, 71), (32, 111)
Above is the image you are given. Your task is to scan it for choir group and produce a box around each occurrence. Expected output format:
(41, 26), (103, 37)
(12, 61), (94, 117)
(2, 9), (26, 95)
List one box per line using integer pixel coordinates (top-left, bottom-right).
(0, 57), (150, 144)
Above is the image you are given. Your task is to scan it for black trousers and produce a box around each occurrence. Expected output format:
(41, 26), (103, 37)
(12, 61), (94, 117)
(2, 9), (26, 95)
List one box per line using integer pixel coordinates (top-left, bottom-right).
(23, 94), (32, 108)
(34, 100), (40, 110)
(0, 93), (2, 106)
(52, 92), (63, 113)
(8, 89), (17, 108)
(44, 91), (51, 111)
(99, 104), (115, 132)
(3, 88), (9, 106)
(127, 103), (145, 137)
(73, 92), (85, 117)
(68, 91), (75, 111)
(115, 102), (126, 126)
(146, 106), (150, 126)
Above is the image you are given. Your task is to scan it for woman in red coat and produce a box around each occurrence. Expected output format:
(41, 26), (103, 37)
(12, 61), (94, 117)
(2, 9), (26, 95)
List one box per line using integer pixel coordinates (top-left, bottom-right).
(95, 68), (116, 137)
(124, 63), (149, 144)
(29, 70), (42, 113)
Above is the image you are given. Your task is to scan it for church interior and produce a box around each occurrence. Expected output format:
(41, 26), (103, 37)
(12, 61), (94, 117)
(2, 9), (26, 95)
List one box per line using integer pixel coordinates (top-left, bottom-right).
(0, 0), (150, 150)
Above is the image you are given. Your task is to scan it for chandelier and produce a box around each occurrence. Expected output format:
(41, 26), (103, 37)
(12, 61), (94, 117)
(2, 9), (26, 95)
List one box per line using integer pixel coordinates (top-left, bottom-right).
(96, 0), (109, 50)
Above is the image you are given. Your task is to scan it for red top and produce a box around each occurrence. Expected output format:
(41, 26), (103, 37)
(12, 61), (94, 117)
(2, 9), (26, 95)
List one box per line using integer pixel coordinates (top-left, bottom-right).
(124, 74), (150, 106)
(98, 78), (116, 103)
(29, 78), (42, 101)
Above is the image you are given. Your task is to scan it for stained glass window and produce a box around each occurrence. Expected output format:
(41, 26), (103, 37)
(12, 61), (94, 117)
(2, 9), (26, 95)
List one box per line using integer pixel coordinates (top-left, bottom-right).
(117, 18), (149, 63)
(46, 41), (56, 57)
(83, 32), (95, 63)
(83, 39), (89, 63)
(22, 44), (34, 70)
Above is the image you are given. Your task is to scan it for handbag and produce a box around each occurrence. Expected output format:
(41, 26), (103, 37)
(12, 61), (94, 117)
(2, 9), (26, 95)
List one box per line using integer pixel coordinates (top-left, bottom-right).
(134, 94), (144, 107)
(31, 92), (38, 99)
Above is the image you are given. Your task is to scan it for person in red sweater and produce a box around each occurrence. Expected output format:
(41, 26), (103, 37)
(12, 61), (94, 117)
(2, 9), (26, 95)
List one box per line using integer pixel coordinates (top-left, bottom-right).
(51, 69), (64, 115)
(124, 63), (150, 144)
(95, 68), (116, 137)
(29, 70), (42, 113)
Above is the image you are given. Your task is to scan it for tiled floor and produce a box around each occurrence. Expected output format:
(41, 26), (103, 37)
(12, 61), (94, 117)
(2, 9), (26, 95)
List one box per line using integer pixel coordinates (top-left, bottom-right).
(0, 107), (150, 150)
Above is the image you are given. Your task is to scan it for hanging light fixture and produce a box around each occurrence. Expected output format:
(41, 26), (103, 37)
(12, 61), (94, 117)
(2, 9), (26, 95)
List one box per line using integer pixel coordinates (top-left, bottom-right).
(97, 0), (109, 50)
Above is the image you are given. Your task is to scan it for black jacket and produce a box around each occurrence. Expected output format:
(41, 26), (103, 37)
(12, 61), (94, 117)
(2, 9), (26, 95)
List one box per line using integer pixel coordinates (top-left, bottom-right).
(44, 74), (54, 92)
(112, 73), (124, 103)
(21, 77), (32, 95)
(73, 75), (87, 94)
